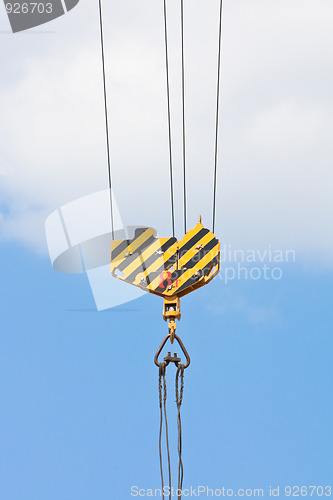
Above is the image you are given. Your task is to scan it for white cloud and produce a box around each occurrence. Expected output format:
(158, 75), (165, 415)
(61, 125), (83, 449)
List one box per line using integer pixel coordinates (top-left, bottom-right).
(248, 101), (326, 151)
(207, 289), (279, 326)
(0, 0), (332, 262)
(0, 205), (50, 251)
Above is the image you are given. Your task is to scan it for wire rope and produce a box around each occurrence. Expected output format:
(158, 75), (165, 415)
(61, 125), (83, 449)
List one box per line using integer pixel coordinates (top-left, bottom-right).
(176, 366), (185, 499)
(163, 0), (176, 238)
(212, 0), (223, 233)
(98, 0), (115, 240)
(180, 0), (187, 234)
(159, 367), (172, 500)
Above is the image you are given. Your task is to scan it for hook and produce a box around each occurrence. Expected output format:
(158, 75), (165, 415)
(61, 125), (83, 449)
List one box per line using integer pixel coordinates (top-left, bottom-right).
(154, 333), (190, 369)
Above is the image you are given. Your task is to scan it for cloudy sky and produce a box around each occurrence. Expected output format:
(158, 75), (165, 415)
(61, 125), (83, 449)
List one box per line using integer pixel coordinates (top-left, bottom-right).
(1, 2), (332, 499)
(0, 0), (332, 259)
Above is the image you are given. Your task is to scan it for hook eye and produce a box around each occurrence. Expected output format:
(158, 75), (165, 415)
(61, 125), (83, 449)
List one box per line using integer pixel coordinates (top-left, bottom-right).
(154, 334), (190, 369)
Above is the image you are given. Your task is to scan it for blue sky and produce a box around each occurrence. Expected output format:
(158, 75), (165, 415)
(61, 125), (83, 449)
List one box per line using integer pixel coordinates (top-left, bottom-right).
(1, 242), (332, 499)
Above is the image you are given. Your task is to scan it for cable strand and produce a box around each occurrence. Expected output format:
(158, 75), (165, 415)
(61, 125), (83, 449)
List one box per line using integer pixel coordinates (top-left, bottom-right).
(98, 0), (115, 239)
(181, 0), (187, 235)
(176, 366), (185, 499)
(212, 0), (223, 234)
(159, 368), (165, 499)
(163, 370), (172, 499)
(163, 0), (176, 238)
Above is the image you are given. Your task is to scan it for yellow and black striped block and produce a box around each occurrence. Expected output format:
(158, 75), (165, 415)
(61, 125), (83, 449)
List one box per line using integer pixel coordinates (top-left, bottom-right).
(111, 221), (220, 299)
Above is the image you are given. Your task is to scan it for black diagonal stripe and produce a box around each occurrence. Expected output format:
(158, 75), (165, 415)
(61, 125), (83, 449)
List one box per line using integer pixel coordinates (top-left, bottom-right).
(202, 255), (219, 275)
(133, 227), (151, 240)
(178, 228), (209, 259)
(175, 256), (219, 294)
(111, 227), (151, 260)
(136, 228), (212, 290)
(111, 239), (130, 260)
(117, 234), (157, 272)
(144, 251), (179, 288)
(165, 239), (218, 288)
(125, 237), (177, 284)
(180, 238), (219, 270)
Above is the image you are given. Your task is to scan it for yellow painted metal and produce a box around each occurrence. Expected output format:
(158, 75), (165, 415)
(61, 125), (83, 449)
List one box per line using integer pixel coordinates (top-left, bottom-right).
(163, 296), (181, 343)
(111, 218), (220, 300)
(111, 217), (220, 337)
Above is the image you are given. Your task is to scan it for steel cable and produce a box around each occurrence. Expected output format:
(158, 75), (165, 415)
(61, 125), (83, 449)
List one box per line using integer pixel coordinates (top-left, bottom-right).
(159, 368), (165, 498)
(212, 0), (223, 233)
(163, 370), (172, 499)
(176, 366), (185, 499)
(163, 0), (176, 238)
(159, 366), (172, 500)
(181, 0), (187, 234)
(98, 0), (115, 240)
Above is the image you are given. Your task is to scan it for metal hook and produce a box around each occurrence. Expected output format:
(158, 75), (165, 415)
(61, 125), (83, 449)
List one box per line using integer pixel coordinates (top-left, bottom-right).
(154, 333), (190, 369)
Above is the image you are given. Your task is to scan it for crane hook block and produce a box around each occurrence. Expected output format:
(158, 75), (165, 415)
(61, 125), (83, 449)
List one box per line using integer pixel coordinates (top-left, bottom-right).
(111, 218), (220, 299)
